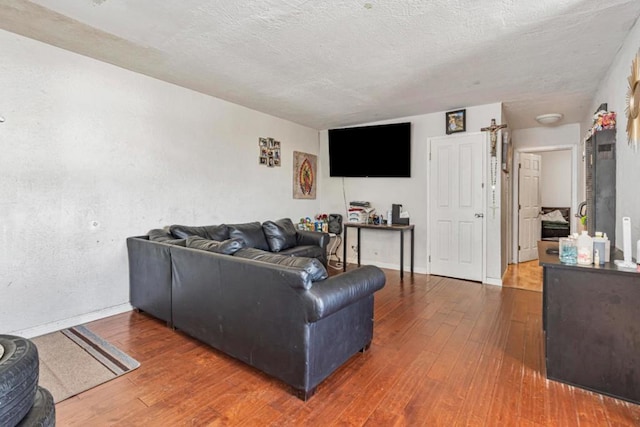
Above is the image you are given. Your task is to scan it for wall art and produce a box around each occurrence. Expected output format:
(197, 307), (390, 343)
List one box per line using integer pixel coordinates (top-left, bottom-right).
(626, 48), (640, 151)
(293, 151), (316, 199)
(446, 109), (466, 134)
(258, 137), (281, 167)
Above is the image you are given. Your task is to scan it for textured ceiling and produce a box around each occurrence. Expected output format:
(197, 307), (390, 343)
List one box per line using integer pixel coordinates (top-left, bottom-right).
(2, 0), (640, 130)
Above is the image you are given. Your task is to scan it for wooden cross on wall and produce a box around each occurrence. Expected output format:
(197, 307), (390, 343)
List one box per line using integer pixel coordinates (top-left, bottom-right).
(481, 118), (507, 157)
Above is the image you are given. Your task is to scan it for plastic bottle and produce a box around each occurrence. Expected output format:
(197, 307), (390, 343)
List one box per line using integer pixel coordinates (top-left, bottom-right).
(577, 231), (593, 265)
(387, 209), (392, 226)
(593, 236), (607, 265)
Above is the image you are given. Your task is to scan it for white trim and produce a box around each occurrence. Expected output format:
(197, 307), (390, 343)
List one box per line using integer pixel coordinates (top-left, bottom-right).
(8, 303), (133, 339)
(512, 144), (578, 263)
(345, 257), (428, 275)
(481, 133), (488, 284)
(483, 278), (502, 286)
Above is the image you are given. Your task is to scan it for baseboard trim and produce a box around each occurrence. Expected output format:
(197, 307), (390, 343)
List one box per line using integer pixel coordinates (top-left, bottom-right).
(345, 257), (427, 275)
(9, 303), (133, 339)
(483, 278), (503, 286)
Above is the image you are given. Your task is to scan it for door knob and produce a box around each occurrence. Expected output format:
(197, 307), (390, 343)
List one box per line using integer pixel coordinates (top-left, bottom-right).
(475, 213), (484, 218)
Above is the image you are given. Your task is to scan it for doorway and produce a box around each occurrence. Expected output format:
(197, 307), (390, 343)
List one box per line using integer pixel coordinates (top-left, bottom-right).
(428, 132), (485, 282)
(512, 145), (577, 263)
(518, 153), (542, 262)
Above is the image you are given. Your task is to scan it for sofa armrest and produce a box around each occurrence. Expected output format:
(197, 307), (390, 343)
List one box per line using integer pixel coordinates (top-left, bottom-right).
(296, 229), (330, 250)
(127, 235), (174, 325)
(302, 265), (386, 322)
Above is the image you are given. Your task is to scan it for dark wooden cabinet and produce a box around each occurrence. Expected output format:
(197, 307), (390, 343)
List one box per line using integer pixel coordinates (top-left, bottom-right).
(539, 241), (640, 404)
(585, 129), (616, 250)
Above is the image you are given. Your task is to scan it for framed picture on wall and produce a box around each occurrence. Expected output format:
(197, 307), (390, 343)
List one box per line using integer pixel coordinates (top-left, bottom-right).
(446, 109), (466, 134)
(293, 151), (316, 199)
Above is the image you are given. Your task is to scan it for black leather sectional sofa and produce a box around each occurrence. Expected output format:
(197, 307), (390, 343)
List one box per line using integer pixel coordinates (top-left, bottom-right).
(127, 218), (386, 400)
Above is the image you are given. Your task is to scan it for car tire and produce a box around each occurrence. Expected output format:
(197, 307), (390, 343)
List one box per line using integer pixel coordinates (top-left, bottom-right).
(0, 335), (39, 427)
(16, 386), (55, 427)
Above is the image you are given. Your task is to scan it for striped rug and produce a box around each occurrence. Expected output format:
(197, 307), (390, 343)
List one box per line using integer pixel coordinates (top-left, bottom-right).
(31, 325), (139, 403)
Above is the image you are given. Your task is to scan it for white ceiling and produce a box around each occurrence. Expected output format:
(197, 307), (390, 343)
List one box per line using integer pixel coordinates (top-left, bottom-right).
(2, 0), (640, 130)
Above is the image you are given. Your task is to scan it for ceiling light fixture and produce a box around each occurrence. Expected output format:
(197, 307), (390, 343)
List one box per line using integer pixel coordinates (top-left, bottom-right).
(535, 113), (563, 125)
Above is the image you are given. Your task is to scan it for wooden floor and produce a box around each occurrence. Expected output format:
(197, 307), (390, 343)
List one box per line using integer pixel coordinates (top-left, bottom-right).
(502, 260), (543, 293)
(56, 267), (640, 426)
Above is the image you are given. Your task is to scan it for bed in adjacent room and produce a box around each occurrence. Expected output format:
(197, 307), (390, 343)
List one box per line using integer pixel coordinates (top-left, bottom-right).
(540, 207), (571, 241)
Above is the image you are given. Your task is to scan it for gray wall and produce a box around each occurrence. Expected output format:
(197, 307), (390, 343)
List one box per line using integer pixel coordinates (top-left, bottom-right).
(586, 17), (640, 257)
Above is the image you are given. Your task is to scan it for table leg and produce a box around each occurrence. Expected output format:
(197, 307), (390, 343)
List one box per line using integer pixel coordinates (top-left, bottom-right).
(411, 228), (414, 276)
(357, 227), (361, 266)
(343, 224), (347, 272)
(400, 230), (404, 279)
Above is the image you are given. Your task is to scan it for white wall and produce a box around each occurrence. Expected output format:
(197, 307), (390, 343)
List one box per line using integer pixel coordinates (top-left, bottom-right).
(0, 30), (322, 336)
(586, 17), (640, 256)
(540, 150), (572, 207)
(318, 103), (505, 284)
(513, 123), (582, 151)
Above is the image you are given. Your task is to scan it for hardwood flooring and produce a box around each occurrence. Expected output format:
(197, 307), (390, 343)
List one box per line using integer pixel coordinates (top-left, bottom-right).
(55, 267), (640, 426)
(502, 260), (543, 293)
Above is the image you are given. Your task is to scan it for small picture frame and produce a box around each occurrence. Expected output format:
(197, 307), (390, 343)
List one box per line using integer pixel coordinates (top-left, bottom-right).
(259, 156), (267, 165)
(446, 109), (466, 134)
(259, 137), (268, 148)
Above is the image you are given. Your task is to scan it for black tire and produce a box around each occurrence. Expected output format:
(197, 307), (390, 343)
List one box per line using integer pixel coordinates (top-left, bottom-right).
(0, 335), (39, 427)
(16, 387), (55, 427)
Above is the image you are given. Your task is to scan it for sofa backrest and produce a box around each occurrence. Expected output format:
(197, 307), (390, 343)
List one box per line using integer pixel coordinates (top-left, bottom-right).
(171, 244), (315, 293)
(226, 222), (270, 251)
(233, 248), (328, 286)
(147, 228), (186, 246)
(169, 224), (230, 241)
(185, 236), (246, 255)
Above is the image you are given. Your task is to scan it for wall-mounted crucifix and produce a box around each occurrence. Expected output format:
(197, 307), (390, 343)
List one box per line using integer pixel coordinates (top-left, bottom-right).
(481, 118), (507, 219)
(481, 118), (507, 157)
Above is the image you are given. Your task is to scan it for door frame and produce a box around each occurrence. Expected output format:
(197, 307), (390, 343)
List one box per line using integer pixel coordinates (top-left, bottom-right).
(427, 132), (487, 283)
(512, 144), (578, 263)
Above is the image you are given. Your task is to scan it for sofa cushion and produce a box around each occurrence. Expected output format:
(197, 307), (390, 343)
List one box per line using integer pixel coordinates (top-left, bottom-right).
(279, 245), (324, 260)
(227, 222), (270, 251)
(232, 247), (272, 261)
(234, 249), (328, 283)
(169, 224), (229, 241)
(148, 228), (186, 246)
(186, 236), (246, 255)
(262, 218), (298, 252)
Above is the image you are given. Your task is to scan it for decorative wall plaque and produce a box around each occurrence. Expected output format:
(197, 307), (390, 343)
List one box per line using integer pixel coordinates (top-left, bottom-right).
(293, 151), (316, 199)
(626, 49), (640, 151)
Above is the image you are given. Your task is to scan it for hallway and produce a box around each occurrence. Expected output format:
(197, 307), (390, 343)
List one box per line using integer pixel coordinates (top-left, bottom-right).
(502, 260), (543, 292)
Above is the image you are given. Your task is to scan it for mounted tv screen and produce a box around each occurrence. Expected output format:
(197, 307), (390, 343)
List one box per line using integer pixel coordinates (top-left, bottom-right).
(328, 122), (411, 177)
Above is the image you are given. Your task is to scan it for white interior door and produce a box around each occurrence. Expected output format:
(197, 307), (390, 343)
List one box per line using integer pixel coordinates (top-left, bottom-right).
(429, 133), (484, 282)
(518, 153), (542, 262)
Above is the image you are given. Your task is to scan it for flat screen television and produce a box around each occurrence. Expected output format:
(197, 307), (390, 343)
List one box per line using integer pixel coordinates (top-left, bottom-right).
(328, 122), (411, 177)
